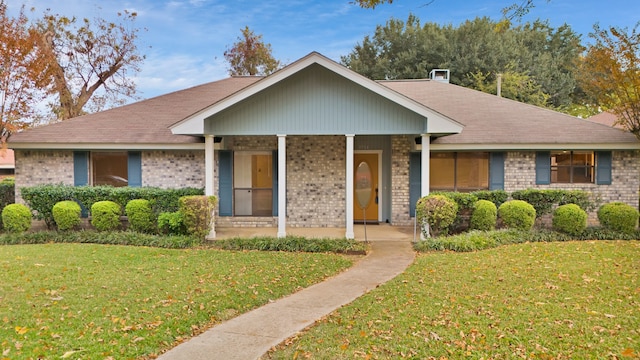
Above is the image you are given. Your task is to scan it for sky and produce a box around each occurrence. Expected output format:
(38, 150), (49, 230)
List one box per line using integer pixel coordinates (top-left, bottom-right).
(7, 0), (640, 101)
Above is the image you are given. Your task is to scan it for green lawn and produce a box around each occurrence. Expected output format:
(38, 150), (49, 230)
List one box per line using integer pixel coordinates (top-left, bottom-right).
(266, 241), (640, 359)
(0, 243), (354, 359)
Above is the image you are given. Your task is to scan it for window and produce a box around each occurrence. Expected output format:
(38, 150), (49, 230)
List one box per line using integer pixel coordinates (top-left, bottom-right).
(551, 151), (594, 183)
(430, 152), (489, 191)
(233, 152), (273, 216)
(92, 152), (129, 187)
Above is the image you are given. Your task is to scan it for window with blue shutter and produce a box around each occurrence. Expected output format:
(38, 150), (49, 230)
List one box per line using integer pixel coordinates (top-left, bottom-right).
(489, 152), (505, 190)
(218, 150), (233, 216)
(535, 152), (551, 185)
(409, 152), (421, 217)
(596, 151), (612, 185)
(73, 151), (89, 186)
(127, 152), (142, 187)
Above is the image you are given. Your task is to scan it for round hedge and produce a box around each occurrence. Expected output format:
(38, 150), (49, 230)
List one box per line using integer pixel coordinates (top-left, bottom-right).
(2, 203), (32, 233)
(52, 200), (82, 231)
(552, 203), (587, 236)
(125, 199), (156, 233)
(597, 202), (639, 234)
(416, 194), (458, 237)
(498, 200), (536, 231)
(91, 200), (122, 231)
(470, 199), (497, 231)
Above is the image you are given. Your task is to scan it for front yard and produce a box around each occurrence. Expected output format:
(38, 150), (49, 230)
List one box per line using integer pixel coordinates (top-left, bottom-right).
(0, 243), (354, 359)
(266, 240), (640, 359)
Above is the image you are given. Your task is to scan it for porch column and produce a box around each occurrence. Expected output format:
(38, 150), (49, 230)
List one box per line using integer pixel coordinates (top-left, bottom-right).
(345, 134), (355, 239)
(420, 134), (430, 239)
(205, 134), (216, 239)
(277, 134), (287, 238)
(421, 134), (430, 197)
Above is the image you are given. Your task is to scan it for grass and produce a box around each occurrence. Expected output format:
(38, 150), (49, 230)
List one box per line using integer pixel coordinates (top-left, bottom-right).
(0, 243), (355, 359)
(265, 241), (640, 359)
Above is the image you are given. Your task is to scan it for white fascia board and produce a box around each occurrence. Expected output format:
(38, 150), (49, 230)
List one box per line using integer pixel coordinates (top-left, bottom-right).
(8, 142), (205, 150)
(430, 143), (640, 151)
(171, 52), (464, 136)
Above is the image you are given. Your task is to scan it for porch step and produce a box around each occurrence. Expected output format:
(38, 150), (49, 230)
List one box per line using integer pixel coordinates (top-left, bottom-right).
(216, 217), (277, 228)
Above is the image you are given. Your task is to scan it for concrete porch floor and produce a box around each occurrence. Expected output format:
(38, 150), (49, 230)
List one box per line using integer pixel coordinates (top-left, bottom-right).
(213, 223), (418, 242)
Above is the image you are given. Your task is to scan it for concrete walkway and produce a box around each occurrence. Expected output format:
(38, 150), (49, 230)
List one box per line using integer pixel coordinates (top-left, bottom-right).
(158, 226), (416, 360)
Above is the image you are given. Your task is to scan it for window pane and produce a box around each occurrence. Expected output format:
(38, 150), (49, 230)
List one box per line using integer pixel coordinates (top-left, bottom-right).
(456, 152), (489, 191)
(572, 166), (594, 183)
(552, 152), (571, 166)
(551, 167), (571, 183)
(92, 152), (128, 187)
(430, 153), (455, 191)
(233, 152), (273, 216)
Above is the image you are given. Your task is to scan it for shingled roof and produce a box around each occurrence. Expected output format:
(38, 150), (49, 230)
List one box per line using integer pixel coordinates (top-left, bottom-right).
(8, 52), (638, 150)
(380, 79), (638, 148)
(9, 76), (262, 147)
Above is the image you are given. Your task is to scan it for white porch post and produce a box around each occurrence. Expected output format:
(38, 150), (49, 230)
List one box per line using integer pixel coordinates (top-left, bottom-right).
(205, 134), (216, 239)
(420, 134), (430, 239)
(277, 135), (287, 238)
(345, 134), (355, 239)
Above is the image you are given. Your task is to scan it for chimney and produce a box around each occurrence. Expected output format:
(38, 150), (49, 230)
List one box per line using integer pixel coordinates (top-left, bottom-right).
(429, 69), (450, 83)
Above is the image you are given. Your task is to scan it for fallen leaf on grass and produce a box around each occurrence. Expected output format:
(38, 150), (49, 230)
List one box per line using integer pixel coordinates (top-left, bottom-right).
(61, 349), (84, 358)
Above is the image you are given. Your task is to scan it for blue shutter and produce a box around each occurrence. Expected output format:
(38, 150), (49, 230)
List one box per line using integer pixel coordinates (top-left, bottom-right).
(409, 152), (421, 217)
(73, 151), (89, 186)
(272, 150), (278, 216)
(127, 152), (142, 187)
(218, 150), (233, 216)
(489, 152), (505, 190)
(535, 152), (551, 185)
(596, 151), (612, 185)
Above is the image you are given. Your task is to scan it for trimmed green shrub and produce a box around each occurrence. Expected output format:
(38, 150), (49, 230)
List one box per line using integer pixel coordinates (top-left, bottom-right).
(179, 195), (217, 238)
(158, 211), (187, 235)
(52, 200), (82, 231)
(20, 184), (203, 228)
(2, 203), (31, 233)
(213, 236), (367, 253)
(0, 177), (15, 213)
(552, 203), (587, 236)
(125, 199), (156, 233)
(416, 194), (458, 237)
(498, 200), (536, 231)
(432, 191), (477, 212)
(0, 230), (202, 248)
(511, 189), (594, 217)
(91, 201), (122, 231)
(470, 199), (497, 231)
(472, 190), (508, 207)
(597, 202), (639, 234)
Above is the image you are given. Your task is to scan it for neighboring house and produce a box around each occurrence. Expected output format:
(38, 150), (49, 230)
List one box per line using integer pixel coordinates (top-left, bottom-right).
(0, 149), (15, 179)
(8, 52), (640, 238)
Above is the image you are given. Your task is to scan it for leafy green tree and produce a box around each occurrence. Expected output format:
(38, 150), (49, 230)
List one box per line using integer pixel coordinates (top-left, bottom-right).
(579, 23), (640, 139)
(468, 70), (549, 106)
(224, 26), (281, 76)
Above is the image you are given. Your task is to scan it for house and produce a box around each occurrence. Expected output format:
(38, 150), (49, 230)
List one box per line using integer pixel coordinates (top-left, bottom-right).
(0, 149), (15, 179)
(8, 52), (640, 238)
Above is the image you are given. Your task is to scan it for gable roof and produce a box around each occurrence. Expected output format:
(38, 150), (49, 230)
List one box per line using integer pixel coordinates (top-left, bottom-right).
(382, 79), (639, 150)
(170, 52), (463, 136)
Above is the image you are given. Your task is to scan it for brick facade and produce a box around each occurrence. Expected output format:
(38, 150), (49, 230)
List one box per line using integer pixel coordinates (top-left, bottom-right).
(14, 150), (74, 203)
(142, 150), (204, 189)
(391, 135), (412, 226)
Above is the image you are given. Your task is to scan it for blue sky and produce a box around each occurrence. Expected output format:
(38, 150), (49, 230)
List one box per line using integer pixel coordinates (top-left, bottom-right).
(8, 0), (640, 101)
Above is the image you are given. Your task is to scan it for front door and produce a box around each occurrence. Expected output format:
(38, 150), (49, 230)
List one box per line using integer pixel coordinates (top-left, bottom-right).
(354, 153), (379, 222)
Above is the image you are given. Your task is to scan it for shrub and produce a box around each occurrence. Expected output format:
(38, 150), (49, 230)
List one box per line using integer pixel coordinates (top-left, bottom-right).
(125, 199), (156, 233)
(2, 203), (32, 233)
(158, 212), (187, 235)
(511, 189), (594, 217)
(552, 203), (587, 236)
(91, 201), (122, 231)
(597, 202), (639, 234)
(0, 177), (15, 212)
(498, 200), (536, 231)
(179, 195), (217, 238)
(470, 199), (497, 231)
(432, 191), (477, 212)
(52, 201), (82, 231)
(416, 194), (458, 237)
(472, 190), (509, 207)
(0, 230), (202, 248)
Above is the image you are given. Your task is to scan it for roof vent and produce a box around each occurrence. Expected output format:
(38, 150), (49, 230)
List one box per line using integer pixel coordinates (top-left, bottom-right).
(429, 69), (450, 83)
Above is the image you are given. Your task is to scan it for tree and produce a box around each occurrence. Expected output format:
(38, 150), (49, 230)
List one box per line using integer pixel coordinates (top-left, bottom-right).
(468, 70), (549, 107)
(579, 23), (640, 139)
(0, 2), (51, 145)
(37, 9), (144, 120)
(224, 26), (281, 76)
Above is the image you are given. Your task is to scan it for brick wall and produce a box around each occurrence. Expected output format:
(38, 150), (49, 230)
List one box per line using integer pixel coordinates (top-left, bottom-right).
(14, 150), (74, 203)
(142, 150), (205, 189)
(391, 135), (412, 225)
(504, 150), (640, 214)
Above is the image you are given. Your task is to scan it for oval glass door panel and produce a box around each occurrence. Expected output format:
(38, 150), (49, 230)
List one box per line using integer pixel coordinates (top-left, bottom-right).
(355, 161), (372, 209)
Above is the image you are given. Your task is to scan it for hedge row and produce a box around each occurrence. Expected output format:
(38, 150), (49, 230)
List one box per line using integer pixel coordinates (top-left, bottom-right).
(0, 230), (201, 248)
(20, 185), (203, 228)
